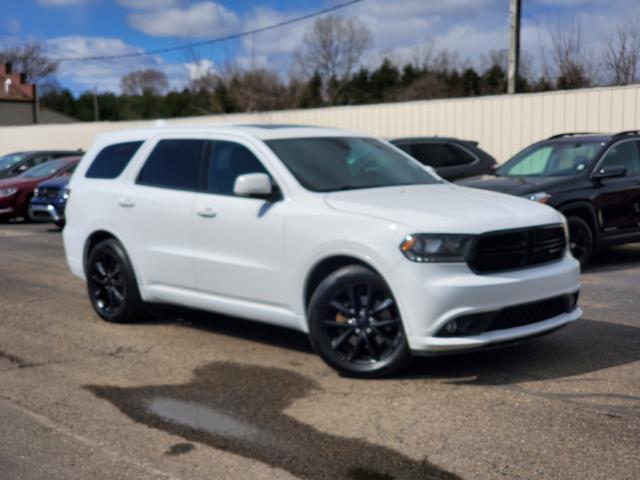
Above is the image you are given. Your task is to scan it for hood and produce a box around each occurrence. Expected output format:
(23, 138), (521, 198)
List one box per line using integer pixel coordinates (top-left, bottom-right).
(324, 184), (563, 234)
(37, 175), (70, 189)
(457, 174), (575, 196)
(0, 176), (40, 190)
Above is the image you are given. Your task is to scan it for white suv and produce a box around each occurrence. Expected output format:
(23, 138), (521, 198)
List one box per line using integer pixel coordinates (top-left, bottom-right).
(63, 124), (581, 377)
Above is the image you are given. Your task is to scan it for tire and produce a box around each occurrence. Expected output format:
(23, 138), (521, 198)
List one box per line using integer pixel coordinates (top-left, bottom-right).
(86, 238), (145, 323)
(567, 216), (594, 267)
(308, 265), (411, 378)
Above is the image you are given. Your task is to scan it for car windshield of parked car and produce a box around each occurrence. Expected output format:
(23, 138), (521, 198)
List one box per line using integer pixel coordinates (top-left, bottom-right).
(0, 153), (26, 170)
(266, 137), (441, 192)
(20, 159), (69, 179)
(496, 141), (603, 177)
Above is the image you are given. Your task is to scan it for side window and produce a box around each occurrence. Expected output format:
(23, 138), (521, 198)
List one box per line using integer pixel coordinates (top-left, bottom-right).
(599, 141), (640, 175)
(86, 141), (143, 179)
(207, 141), (269, 196)
(28, 155), (52, 167)
(137, 139), (205, 191)
(410, 143), (475, 168)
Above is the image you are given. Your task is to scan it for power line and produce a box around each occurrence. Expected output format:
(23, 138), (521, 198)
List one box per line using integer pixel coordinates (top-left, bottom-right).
(53, 0), (366, 63)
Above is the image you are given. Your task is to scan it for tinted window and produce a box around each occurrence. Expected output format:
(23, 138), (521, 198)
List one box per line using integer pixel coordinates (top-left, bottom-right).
(86, 141), (143, 179)
(21, 159), (71, 179)
(207, 141), (269, 195)
(137, 139), (205, 191)
(266, 137), (440, 192)
(28, 155), (52, 168)
(599, 141), (640, 175)
(409, 143), (475, 168)
(0, 153), (26, 170)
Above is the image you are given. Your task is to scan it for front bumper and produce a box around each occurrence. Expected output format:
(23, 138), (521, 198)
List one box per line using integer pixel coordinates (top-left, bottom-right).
(388, 254), (581, 353)
(28, 202), (64, 224)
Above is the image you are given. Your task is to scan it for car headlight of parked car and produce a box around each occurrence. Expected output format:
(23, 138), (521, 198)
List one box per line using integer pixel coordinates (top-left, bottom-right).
(33, 187), (40, 197)
(0, 187), (17, 197)
(400, 234), (474, 263)
(524, 192), (552, 204)
(62, 187), (70, 200)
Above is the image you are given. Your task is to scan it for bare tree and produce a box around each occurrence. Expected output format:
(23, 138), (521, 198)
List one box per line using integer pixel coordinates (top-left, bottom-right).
(601, 17), (640, 85)
(0, 41), (58, 84)
(228, 68), (290, 112)
(293, 15), (371, 103)
(120, 69), (169, 96)
(543, 20), (595, 89)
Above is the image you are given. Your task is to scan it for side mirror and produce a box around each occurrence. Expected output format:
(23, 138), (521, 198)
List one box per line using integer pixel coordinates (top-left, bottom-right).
(592, 166), (627, 180)
(16, 164), (28, 173)
(233, 173), (275, 200)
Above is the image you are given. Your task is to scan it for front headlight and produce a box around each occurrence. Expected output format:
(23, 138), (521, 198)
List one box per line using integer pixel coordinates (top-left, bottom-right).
(33, 187), (40, 197)
(62, 187), (70, 200)
(525, 192), (551, 204)
(0, 187), (17, 197)
(400, 234), (474, 263)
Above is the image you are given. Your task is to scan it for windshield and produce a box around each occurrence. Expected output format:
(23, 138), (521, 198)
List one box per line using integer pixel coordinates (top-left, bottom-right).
(266, 137), (441, 192)
(496, 141), (603, 177)
(21, 159), (69, 179)
(0, 153), (26, 170)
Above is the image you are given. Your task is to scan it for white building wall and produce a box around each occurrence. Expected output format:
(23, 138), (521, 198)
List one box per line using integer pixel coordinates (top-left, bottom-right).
(1, 84), (639, 162)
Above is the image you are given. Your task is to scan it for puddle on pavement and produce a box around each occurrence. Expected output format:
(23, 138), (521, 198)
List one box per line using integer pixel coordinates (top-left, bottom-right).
(87, 362), (461, 480)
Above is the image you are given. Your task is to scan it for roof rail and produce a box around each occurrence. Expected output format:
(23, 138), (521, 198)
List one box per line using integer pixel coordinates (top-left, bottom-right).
(547, 132), (600, 140)
(612, 130), (640, 138)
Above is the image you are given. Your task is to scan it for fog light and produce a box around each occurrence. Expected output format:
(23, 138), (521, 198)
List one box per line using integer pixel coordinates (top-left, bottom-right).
(445, 320), (458, 334)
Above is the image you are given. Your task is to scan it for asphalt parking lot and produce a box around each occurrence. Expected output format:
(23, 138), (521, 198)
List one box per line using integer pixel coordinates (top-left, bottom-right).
(0, 223), (638, 480)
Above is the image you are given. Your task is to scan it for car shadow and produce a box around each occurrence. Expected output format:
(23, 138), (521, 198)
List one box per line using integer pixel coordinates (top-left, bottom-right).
(584, 244), (640, 274)
(402, 317), (640, 385)
(144, 305), (640, 385)
(147, 304), (314, 355)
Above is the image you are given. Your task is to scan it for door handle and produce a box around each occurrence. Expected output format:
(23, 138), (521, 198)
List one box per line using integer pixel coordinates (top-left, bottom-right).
(118, 198), (135, 208)
(197, 208), (217, 218)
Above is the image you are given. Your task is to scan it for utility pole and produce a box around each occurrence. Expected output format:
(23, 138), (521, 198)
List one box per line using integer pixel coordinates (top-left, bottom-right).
(508, 0), (522, 94)
(92, 87), (99, 121)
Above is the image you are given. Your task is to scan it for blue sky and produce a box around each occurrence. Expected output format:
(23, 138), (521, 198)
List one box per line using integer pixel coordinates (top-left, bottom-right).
(2, 0), (638, 94)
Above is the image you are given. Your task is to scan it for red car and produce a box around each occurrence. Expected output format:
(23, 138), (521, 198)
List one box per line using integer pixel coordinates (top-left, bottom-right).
(0, 156), (80, 222)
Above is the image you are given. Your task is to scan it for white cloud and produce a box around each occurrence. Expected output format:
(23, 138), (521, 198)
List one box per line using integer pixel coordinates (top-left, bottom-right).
(38, 0), (88, 6)
(116, 0), (179, 9)
(186, 59), (216, 80)
(128, 1), (239, 38)
(46, 36), (191, 92)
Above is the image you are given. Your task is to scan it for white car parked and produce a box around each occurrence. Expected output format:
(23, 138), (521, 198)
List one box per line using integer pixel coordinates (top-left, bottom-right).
(63, 124), (581, 377)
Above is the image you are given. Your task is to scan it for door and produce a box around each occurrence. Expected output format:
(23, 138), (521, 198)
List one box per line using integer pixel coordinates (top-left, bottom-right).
(192, 139), (287, 307)
(592, 140), (640, 233)
(116, 137), (206, 289)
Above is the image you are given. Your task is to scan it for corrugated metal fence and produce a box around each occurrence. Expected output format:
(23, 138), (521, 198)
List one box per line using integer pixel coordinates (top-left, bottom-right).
(1, 84), (639, 162)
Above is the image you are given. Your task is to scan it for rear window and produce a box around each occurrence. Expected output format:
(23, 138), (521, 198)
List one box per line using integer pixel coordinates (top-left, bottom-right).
(136, 139), (205, 191)
(85, 141), (143, 179)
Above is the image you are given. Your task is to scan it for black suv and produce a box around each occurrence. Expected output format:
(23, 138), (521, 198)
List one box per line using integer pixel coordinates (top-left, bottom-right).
(0, 150), (82, 179)
(459, 131), (640, 266)
(390, 137), (497, 180)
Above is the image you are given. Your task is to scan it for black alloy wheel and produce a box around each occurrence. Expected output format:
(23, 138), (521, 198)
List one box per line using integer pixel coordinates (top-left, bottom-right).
(567, 216), (593, 267)
(87, 238), (145, 323)
(308, 265), (410, 377)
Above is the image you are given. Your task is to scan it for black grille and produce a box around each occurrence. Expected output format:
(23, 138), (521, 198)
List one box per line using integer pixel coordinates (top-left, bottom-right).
(36, 187), (60, 200)
(436, 292), (579, 337)
(469, 225), (566, 273)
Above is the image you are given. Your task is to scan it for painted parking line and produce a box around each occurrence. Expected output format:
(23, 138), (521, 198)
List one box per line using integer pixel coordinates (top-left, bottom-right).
(0, 229), (35, 237)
